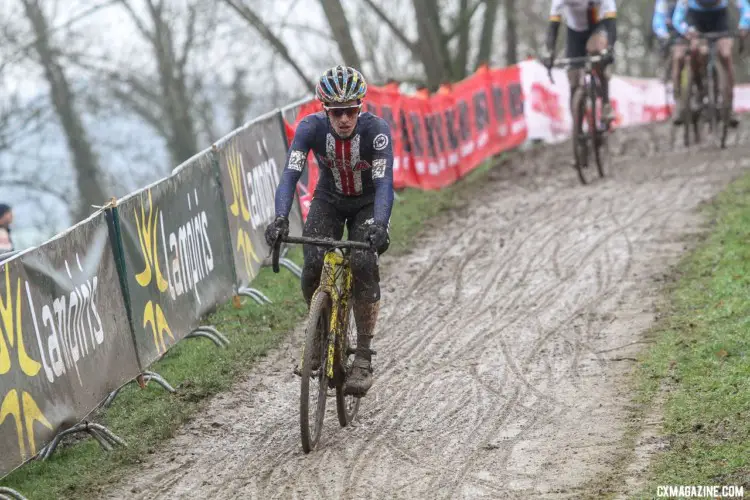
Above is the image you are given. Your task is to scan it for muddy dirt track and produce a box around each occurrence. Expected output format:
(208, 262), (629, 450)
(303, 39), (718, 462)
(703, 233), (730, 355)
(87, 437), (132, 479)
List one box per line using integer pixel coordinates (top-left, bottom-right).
(103, 123), (750, 499)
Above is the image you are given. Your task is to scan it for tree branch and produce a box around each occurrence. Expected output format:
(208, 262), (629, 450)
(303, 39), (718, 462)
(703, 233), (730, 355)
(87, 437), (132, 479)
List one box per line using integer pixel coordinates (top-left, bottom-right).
(110, 86), (166, 135)
(116, 0), (155, 43)
(272, 22), (334, 41)
(178, 3), (198, 70)
(222, 0), (315, 91)
(0, 177), (70, 206)
(361, 0), (421, 59)
(444, 0), (483, 42)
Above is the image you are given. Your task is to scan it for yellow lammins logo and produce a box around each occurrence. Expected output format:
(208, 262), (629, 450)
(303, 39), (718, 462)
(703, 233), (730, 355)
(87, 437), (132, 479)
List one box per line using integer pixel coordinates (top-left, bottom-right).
(226, 142), (261, 279)
(0, 266), (53, 460)
(134, 190), (174, 355)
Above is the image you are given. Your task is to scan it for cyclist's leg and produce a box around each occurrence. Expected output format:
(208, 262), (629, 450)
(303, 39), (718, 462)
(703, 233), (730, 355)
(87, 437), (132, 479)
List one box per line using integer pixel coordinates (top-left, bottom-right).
(712, 8), (737, 124)
(718, 36), (739, 125)
(566, 26), (588, 128)
(688, 9), (709, 96)
(672, 40), (688, 123)
(301, 197), (346, 305)
(586, 27), (614, 121)
(344, 203), (382, 395)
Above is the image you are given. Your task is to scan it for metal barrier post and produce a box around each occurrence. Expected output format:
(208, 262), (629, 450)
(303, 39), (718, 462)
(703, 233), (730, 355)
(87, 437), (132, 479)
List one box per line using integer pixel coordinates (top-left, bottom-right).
(37, 422), (127, 460)
(103, 371), (176, 408)
(186, 326), (230, 348)
(0, 488), (29, 500)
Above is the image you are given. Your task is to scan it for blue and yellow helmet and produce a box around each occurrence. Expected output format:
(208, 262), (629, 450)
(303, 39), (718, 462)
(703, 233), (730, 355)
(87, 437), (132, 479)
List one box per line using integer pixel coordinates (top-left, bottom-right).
(315, 65), (368, 104)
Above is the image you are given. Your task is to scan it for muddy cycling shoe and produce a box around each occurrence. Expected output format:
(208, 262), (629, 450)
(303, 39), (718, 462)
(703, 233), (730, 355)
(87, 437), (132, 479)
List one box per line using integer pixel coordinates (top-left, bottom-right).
(672, 104), (684, 126)
(602, 102), (616, 124)
(730, 112), (740, 128)
(344, 356), (373, 396)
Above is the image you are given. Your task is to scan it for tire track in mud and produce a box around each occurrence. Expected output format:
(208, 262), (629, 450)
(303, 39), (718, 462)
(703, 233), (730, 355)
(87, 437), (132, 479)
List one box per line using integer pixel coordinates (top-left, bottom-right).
(102, 123), (750, 500)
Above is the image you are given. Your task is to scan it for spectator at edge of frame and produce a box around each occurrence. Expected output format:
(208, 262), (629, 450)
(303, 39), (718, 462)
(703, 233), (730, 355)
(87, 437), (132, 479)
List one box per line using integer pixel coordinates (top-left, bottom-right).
(0, 204), (14, 254)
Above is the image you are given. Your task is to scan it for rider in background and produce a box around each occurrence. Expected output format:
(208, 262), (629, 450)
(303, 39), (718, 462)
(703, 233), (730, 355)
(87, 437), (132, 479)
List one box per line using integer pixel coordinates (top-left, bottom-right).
(653, 0), (688, 123)
(542, 0), (618, 124)
(265, 65), (393, 397)
(672, 0), (750, 126)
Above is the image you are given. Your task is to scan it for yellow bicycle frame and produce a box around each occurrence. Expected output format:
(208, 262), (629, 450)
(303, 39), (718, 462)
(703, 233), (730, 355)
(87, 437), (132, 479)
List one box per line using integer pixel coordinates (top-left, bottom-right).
(302, 249), (354, 380)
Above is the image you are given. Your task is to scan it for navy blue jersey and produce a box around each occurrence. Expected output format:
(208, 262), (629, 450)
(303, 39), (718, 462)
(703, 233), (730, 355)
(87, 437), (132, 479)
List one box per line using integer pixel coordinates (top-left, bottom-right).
(275, 111), (395, 226)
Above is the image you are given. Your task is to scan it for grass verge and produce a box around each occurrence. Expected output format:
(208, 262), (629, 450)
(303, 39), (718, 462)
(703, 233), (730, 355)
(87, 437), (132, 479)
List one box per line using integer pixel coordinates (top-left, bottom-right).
(0, 158), (500, 500)
(630, 172), (750, 497)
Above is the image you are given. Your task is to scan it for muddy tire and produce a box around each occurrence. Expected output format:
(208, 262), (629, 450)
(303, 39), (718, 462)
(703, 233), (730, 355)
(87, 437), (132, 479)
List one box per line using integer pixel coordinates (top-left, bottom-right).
(300, 291), (331, 453)
(572, 86), (594, 185)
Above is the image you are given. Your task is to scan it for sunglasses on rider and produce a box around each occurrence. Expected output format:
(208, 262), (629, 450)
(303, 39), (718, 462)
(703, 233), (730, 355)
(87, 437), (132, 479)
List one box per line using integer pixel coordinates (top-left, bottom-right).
(324, 105), (361, 118)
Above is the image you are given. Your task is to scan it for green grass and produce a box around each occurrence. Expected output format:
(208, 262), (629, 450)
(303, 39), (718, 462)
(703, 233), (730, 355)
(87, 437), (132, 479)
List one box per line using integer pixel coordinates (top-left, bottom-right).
(0, 157), (500, 500)
(631, 173), (750, 496)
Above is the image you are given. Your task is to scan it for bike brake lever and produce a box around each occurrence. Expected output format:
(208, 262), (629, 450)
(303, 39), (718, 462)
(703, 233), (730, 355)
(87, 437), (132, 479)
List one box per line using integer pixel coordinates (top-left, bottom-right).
(272, 235), (283, 273)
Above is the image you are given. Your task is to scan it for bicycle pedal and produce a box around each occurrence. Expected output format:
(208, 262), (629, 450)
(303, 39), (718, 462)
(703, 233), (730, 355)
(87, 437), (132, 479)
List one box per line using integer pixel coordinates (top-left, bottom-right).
(292, 365), (321, 378)
(345, 348), (378, 356)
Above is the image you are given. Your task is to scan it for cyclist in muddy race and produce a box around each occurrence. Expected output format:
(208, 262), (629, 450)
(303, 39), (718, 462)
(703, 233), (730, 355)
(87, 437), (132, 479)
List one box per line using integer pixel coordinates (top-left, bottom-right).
(671, 0), (750, 126)
(265, 65), (394, 397)
(653, 0), (688, 122)
(542, 0), (618, 124)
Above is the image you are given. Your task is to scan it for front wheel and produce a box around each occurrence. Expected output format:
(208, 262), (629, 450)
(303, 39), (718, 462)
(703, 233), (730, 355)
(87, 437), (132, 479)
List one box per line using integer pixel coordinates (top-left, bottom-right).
(300, 291), (332, 453)
(572, 86), (595, 185)
(336, 305), (360, 427)
(714, 61), (731, 149)
(590, 78), (611, 179)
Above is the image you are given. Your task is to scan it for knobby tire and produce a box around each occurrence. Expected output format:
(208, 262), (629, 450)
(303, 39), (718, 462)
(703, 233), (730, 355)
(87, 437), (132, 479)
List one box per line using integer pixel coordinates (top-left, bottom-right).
(590, 74), (610, 179)
(715, 62), (730, 149)
(300, 291), (332, 453)
(572, 86), (592, 185)
(706, 65), (721, 146)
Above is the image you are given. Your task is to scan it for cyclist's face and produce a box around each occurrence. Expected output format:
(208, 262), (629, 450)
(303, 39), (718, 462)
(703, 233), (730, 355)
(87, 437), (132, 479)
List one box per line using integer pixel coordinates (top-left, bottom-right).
(325, 99), (361, 138)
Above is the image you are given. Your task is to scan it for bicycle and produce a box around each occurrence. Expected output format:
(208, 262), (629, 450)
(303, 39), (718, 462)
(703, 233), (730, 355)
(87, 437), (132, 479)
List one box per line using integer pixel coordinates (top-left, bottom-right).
(657, 34), (692, 148)
(546, 50), (613, 185)
(660, 35), (703, 148)
(271, 234), (375, 453)
(681, 31), (743, 149)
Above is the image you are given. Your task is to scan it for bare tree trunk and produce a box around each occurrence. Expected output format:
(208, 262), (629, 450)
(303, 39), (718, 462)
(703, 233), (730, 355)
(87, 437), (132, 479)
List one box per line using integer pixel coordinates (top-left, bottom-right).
(454, 0), (471, 78)
(426, 0), (454, 79)
(223, 0), (315, 91)
(412, 0), (451, 88)
(230, 68), (251, 129)
(504, 0), (518, 65)
(21, 0), (107, 221)
(476, 0), (499, 68)
(319, 0), (362, 68)
(113, 0), (201, 167)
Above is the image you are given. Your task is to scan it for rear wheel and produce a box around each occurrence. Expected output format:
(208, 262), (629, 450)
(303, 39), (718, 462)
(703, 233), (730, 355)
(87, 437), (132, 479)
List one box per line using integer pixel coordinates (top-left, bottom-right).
(300, 291), (331, 453)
